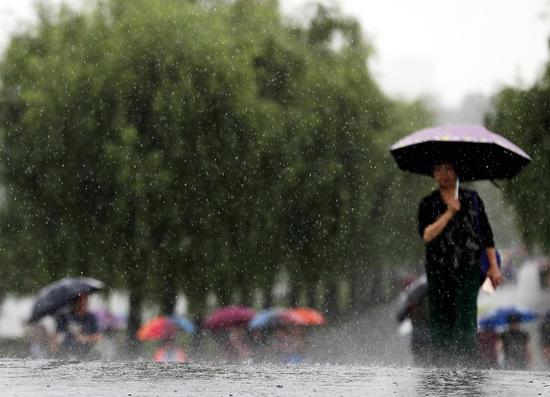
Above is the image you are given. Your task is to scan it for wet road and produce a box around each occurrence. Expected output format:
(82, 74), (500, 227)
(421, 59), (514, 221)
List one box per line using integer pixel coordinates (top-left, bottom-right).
(1, 359), (549, 396)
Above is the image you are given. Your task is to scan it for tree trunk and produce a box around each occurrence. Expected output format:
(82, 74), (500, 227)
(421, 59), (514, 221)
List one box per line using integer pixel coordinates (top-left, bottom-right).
(322, 280), (339, 319)
(350, 269), (369, 315)
(368, 266), (383, 306)
(261, 271), (276, 308)
(305, 281), (316, 308)
(239, 273), (253, 307)
(240, 286), (253, 307)
(289, 282), (301, 307)
(187, 289), (208, 319)
(160, 276), (177, 315)
(263, 287), (273, 309)
(126, 275), (144, 358)
(216, 278), (232, 307)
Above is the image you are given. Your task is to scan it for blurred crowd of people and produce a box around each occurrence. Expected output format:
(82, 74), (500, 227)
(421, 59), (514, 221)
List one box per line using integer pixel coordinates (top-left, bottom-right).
(398, 256), (550, 370)
(402, 296), (550, 370)
(25, 296), (324, 365)
(23, 258), (550, 370)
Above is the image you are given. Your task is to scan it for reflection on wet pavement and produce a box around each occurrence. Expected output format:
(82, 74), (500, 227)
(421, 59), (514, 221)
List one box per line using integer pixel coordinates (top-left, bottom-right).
(1, 359), (548, 396)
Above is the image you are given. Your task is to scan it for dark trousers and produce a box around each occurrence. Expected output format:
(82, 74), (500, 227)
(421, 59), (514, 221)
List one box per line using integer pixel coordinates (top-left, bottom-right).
(426, 263), (479, 366)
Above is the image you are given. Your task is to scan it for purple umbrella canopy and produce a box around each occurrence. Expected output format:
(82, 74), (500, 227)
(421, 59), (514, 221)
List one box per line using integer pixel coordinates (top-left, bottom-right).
(203, 305), (256, 331)
(93, 309), (127, 331)
(390, 124), (531, 181)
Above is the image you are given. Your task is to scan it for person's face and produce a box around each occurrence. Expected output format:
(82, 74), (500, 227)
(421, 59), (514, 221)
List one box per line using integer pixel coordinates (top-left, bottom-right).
(433, 163), (457, 189)
(73, 294), (88, 314)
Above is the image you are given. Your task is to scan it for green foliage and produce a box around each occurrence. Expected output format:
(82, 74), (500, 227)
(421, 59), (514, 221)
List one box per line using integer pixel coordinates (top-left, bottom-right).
(0, 0), (432, 317)
(488, 67), (550, 252)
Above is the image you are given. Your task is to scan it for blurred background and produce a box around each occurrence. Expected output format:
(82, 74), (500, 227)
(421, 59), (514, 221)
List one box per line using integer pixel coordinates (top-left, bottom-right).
(0, 0), (548, 368)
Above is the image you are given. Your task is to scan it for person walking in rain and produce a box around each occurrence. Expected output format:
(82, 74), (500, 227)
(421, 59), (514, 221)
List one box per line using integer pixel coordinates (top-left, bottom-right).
(152, 330), (187, 363)
(401, 294), (432, 366)
(539, 311), (550, 367)
(26, 323), (56, 359)
(55, 293), (102, 359)
(418, 161), (503, 366)
(396, 276), (432, 366)
(499, 313), (532, 370)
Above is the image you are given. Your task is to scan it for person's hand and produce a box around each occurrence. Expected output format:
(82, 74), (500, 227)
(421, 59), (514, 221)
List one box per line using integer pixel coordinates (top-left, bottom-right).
(447, 197), (461, 214)
(487, 266), (504, 289)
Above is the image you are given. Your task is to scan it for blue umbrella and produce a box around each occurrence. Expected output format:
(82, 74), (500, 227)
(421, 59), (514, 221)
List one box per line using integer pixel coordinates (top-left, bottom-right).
(478, 307), (538, 329)
(249, 308), (286, 330)
(170, 316), (195, 334)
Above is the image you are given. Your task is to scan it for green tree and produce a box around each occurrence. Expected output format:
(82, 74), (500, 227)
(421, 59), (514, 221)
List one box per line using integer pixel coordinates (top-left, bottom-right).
(0, 0), (433, 331)
(488, 64), (550, 252)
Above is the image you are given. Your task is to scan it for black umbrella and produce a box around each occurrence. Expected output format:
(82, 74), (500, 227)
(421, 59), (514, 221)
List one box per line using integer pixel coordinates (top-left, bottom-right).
(390, 124), (531, 181)
(28, 277), (105, 323)
(396, 275), (428, 323)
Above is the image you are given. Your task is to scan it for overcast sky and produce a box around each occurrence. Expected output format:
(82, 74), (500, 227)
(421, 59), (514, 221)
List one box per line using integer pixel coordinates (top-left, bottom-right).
(2, 0), (550, 107)
(283, 0), (550, 107)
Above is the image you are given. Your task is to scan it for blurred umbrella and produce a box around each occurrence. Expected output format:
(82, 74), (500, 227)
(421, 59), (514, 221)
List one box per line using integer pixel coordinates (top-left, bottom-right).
(28, 277), (105, 323)
(249, 308), (287, 330)
(203, 306), (255, 331)
(93, 309), (126, 331)
(478, 307), (538, 329)
(137, 315), (194, 341)
(170, 316), (196, 334)
(396, 275), (428, 323)
(390, 124), (531, 181)
(285, 307), (326, 326)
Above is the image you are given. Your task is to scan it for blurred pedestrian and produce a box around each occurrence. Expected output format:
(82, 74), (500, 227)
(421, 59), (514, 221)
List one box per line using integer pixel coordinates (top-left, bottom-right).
(477, 325), (500, 369)
(285, 326), (308, 364)
(269, 327), (294, 364)
(55, 294), (102, 359)
(93, 309), (125, 360)
(396, 276), (432, 366)
(407, 299), (432, 366)
(26, 323), (55, 359)
(539, 262), (550, 290)
(190, 316), (205, 360)
(539, 312), (550, 367)
(249, 328), (269, 363)
(153, 333), (187, 363)
(499, 313), (531, 370)
(221, 328), (251, 363)
(418, 161), (503, 366)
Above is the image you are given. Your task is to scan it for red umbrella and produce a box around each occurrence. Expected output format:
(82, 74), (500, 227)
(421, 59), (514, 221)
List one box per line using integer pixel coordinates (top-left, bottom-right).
(284, 307), (326, 326)
(137, 316), (178, 341)
(203, 306), (255, 331)
(137, 316), (195, 341)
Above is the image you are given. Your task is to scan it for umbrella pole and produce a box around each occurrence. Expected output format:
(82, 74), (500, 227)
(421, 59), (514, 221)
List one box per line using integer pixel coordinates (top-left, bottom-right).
(455, 178), (459, 199)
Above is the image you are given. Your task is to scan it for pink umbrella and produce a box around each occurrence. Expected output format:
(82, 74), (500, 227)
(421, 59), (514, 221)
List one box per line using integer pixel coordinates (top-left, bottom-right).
(203, 306), (255, 331)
